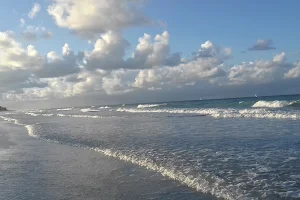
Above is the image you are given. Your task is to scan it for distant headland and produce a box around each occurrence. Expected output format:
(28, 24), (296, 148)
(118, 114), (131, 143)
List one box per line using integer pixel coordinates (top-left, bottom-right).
(0, 106), (7, 111)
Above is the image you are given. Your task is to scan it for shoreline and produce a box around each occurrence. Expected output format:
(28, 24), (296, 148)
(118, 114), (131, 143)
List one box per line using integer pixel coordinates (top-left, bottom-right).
(0, 120), (216, 200)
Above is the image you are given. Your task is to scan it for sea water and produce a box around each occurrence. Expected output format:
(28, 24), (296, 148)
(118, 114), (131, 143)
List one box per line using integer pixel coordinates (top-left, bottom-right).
(1, 94), (300, 199)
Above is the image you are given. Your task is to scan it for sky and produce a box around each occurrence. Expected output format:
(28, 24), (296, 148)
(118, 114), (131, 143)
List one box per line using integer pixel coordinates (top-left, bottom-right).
(1, 0), (300, 109)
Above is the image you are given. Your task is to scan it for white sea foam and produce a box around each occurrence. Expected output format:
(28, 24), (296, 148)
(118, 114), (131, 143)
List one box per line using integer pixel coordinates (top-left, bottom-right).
(25, 112), (40, 116)
(99, 106), (111, 109)
(23, 109), (45, 113)
(16, 123), (243, 200)
(0, 116), (24, 126)
(56, 108), (73, 111)
(252, 100), (293, 108)
(25, 124), (39, 138)
(93, 148), (242, 200)
(137, 103), (167, 108)
(24, 112), (114, 119)
(57, 114), (103, 118)
(117, 108), (300, 120)
(25, 112), (54, 117)
(80, 108), (101, 112)
(0, 114), (274, 199)
(57, 114), (117, 119)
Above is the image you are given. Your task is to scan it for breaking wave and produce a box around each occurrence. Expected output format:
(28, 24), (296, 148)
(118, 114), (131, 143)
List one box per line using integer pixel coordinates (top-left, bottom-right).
(56, 108), (73, 111)
(57, 114), (115, 119)
(99, 106), (111, 109)
(80, 108), (101, 112)
(10, 120), (243, 200)
(0, 116), (24, 126)
(25, 112), (54, 117)
(137, 103), (167, 108)
(252, 100), (298, 108)
(0, 114), (296, 199)
(117, 108), (300, 120)
(24, 112), (117, 119)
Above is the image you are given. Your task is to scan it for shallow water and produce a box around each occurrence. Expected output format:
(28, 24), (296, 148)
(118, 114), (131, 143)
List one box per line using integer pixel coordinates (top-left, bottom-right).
(1, 95), (300, 199)
(0, 122), (215, 200)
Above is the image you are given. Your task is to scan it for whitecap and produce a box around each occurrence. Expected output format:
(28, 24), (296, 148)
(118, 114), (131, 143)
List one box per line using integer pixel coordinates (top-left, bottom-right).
(137, 103), (167, 108)
(80, 108), (101, 112)
(252, 100), (293, 108)
(56, 108), (73, 111)
(117, 108), (300, 120)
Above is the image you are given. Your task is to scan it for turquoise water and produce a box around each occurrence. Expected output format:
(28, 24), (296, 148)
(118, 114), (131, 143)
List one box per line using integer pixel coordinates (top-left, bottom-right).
(1, 94), (300, 199)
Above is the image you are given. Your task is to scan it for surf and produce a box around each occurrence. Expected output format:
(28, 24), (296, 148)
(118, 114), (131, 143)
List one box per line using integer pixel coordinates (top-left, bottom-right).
(252, 100), (294, 108)
(0, 115), (249, 200)
(137, 103), (167, 108)
(117, 108), (300, 120)
(80, 108), (101, 112)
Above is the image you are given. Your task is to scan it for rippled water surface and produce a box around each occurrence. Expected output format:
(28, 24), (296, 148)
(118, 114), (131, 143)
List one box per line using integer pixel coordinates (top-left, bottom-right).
(1, 95), (300, 199)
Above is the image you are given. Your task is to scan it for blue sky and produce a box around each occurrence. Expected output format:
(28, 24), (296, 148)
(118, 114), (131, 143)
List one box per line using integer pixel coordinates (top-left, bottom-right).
(142, 0), (300, 62)
(3, 0), (299, 62)
(1, 0), (300, 108)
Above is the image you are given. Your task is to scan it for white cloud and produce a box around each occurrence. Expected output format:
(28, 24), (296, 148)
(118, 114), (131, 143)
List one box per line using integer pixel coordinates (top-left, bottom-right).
(284, 62), (300, 79)
(85, 31), (181, 70)
(133, 57), (225, 88)
(36, 43), (83, 78)
(0, 33), (80, 99)
(132, 41), (228, 88)
(28, 3), (41, 19)
(85, 31), (129, 70)
(48, 0), (151, 39)
(0, 31), (45, 96)
(129, 31), (180, 68)
(1, 28), (300, 103)
(227, 52), (287, 85)
(0, 32), (43, 70)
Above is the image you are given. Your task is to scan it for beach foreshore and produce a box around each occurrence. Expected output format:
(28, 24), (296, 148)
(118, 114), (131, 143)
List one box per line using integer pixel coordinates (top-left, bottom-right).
(0, 120), (215, 200)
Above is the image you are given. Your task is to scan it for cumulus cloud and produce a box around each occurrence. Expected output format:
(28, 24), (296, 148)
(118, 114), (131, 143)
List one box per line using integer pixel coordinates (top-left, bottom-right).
(48, 0), (151, 39)
(0, 32), (43, 70)
(0, 31), (45, 97)
(28, 3), (41, 19)
(284, 62), (300, 79)
(1, 28), (300, 104)
(0, 32), (81, 99)
(193, 41), (232, 60)
(85, 31), (181, 70)
(85, 31), (129, 70)
(227, 52), (287, 85)
(128, 31), (181, 68)
(36, 43), (82, 78)
(133, 41), (228, 88)
(248, 39), (276, 51)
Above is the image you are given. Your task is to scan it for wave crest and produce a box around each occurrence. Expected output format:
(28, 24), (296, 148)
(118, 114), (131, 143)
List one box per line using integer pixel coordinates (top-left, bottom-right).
(80, 108), (101, 112)
(117, 108), (300, 120)
(56, 108), (73, 111)
(137, 103), (167, 108)
(99, 106), (111, 109)
(252, 100), (292, 108)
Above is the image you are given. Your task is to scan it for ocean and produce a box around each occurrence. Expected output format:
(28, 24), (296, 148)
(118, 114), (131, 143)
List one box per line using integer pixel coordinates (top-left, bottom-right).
(1, 94), (300, 199)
